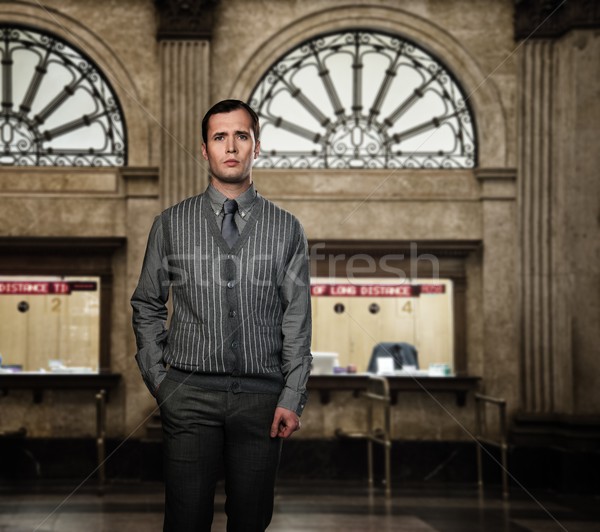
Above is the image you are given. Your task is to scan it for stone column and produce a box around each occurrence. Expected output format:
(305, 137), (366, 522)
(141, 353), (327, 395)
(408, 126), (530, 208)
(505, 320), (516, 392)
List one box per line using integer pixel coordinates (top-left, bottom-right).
(516, 0), (600, 419)
(518, 38), (562, 414)
(476, 169), (519, 405)
(156, 0), (219, 207)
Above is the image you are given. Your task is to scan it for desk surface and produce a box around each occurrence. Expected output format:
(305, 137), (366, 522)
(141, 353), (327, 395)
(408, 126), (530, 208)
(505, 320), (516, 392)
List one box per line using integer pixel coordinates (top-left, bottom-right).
(307, 374), (480, 406)
(0, 372), (121, 390)
(0, 372), (121, 402)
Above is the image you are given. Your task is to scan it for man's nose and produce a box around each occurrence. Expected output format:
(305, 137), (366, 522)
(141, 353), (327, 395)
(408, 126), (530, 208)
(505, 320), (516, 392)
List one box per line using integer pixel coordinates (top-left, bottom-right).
(226, 141), (237, 153)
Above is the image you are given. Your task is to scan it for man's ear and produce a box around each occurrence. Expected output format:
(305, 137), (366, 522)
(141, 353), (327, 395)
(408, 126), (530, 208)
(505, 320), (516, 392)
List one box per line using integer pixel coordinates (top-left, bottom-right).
(201, 143), (208, 160)
(254, 140), (261, 159)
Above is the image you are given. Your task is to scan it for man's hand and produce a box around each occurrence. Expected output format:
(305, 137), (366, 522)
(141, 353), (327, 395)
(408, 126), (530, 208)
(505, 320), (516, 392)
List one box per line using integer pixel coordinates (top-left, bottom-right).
(270, 406), (301, 439)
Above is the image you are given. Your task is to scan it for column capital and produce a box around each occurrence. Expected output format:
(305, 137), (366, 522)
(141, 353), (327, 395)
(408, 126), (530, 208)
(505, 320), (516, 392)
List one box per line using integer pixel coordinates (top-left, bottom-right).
(515, 0), (600, 40)
(120, 166), (160, 199)
(155, 0), (220, 40)
(475, 167), (517, 201)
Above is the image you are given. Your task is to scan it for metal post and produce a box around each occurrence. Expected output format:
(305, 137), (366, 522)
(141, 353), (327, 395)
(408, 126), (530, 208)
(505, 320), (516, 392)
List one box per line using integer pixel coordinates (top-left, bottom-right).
(96, 389), (107, 495)
(367, 400), (374, 487)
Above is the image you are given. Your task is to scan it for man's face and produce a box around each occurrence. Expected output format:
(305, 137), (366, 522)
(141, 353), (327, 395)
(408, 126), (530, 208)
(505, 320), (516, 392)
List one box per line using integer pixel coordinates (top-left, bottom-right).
(201, 108), (260, 187)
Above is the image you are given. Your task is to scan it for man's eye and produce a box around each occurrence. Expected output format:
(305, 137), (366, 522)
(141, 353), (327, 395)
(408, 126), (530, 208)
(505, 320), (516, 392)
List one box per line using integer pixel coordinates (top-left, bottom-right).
(238, 134), (248, 140)
(214, 135), (224, 141)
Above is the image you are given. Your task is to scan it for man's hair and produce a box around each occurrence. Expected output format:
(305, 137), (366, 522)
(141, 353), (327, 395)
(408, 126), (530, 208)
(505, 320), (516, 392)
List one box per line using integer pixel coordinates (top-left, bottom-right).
(201, 99), (260, 144)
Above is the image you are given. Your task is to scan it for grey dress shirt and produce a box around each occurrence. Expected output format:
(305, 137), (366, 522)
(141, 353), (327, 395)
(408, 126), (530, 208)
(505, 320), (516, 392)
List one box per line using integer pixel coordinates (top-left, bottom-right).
(131, 183), (312, 415)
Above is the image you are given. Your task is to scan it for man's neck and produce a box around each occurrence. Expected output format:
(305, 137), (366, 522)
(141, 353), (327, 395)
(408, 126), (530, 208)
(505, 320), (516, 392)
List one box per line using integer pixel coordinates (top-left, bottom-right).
(210, 178), (252, 199)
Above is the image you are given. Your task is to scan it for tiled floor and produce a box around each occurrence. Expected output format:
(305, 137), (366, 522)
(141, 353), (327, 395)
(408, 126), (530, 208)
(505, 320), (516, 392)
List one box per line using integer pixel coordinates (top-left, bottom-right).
(1, 480), (599, 531)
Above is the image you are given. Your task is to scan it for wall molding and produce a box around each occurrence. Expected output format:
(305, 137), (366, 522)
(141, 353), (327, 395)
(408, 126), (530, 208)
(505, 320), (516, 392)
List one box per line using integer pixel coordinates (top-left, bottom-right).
(515, 0), (600, 40)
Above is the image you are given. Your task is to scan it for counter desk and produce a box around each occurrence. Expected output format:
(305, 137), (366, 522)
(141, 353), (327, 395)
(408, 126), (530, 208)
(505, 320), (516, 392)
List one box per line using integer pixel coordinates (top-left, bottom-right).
(307, 373), (481, 407)
(0, 371), (121, 493)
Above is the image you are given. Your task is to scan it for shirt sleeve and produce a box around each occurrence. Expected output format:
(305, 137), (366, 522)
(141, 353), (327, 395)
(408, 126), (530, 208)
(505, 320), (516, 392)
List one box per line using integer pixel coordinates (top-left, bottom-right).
(277, 221), (313, 416)
(131, 215), (170, 396)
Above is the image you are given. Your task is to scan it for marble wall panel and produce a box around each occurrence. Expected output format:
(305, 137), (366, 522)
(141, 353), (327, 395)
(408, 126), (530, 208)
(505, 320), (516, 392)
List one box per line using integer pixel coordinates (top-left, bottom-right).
(124, 195), (163, 435)
(297, 391), (475, 441)
(0, 170), (118, 194)
(480, 200), (519, 407)
(253, 170), (481, 201)
(0, 197), (127, 237)
(517, 28), (600, 419)
(0, 0), (526, 442)
(464, 251), (484, 376)
(0, 390), (98, 437)
(277, 199), (482, 242)
(553, 31), (600, 416)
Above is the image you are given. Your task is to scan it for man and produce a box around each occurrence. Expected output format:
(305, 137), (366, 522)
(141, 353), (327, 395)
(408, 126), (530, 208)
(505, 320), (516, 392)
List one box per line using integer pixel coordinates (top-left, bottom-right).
(131, 99), (312, 531)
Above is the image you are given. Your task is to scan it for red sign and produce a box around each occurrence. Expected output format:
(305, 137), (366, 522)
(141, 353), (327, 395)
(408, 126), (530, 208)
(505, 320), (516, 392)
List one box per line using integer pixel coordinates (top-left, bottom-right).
(420, 284), (446, 294)
(0, 281), (97, 295)
(310, 283), (446, 297)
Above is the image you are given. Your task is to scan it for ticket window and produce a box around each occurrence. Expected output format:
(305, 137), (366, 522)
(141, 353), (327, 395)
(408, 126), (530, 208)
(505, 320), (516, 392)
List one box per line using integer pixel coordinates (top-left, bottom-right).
(311, 278), (454, 373)
(0, 276), (100, 373)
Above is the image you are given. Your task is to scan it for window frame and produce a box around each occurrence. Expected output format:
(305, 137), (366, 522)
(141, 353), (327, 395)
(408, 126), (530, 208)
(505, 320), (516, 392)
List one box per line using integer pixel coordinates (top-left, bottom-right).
(248, 28), (478, 170)
(0, 24), (128, 167)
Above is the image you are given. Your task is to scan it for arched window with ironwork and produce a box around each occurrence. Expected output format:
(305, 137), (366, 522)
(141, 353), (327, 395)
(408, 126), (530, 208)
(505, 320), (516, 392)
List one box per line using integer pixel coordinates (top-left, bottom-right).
(248, 29), (476, 169)
(0, 25), (126, 166)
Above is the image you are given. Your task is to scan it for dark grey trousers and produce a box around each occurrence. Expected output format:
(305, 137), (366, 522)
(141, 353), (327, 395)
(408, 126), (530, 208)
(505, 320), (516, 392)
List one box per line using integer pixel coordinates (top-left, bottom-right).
(157, 376), (282, 532)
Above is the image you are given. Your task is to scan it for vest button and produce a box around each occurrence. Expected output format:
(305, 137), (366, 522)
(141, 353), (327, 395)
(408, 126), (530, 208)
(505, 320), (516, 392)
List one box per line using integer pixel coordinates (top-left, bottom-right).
(227, 280), (235, 289)
(229, 310), (237, 318)
(231, 341), (239, 349)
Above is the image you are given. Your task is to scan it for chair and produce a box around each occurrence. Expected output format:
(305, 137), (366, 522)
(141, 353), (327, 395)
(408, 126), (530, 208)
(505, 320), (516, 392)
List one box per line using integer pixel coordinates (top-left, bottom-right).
(335, 375), (392, 496)
(367, 342), (418, 373)
(474, 393), (509, 498)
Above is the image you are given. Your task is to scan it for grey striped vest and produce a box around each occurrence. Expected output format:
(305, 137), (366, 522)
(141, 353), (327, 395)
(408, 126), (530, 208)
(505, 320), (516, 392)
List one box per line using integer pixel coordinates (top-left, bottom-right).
(160, 192), (302, 375)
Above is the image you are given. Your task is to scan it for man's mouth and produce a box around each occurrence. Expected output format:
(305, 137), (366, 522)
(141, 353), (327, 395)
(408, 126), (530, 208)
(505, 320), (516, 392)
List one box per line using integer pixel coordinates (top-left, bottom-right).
(225, 159), (239, 166)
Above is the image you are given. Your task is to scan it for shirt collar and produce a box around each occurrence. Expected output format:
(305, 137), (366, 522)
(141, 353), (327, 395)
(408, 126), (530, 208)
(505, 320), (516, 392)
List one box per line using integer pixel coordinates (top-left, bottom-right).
(207, 183), (258, 219)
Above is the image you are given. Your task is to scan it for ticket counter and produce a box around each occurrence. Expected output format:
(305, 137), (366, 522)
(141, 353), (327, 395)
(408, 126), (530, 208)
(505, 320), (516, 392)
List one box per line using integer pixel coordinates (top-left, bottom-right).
(0, 276), (101, 373)
(311, 277), (455, 374)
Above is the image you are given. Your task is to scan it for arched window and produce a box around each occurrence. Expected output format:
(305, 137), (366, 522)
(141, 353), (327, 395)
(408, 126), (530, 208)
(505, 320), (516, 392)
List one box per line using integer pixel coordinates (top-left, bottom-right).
(0, 25), (126, 166)
(249, 30), (476, 169)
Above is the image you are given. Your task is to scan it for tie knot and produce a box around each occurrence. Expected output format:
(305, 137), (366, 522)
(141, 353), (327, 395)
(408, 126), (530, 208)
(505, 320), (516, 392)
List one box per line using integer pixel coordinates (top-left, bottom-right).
(223, 199), (238, 215)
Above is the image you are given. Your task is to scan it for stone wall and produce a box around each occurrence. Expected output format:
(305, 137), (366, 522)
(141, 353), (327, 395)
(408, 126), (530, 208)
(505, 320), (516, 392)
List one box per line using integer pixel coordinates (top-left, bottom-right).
(0, 0), (596, 448)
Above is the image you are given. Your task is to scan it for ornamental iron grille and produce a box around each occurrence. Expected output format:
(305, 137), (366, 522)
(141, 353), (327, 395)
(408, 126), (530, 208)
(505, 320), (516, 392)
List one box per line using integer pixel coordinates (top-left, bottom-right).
(0, 25), (126, 166)
(248, 30), (477, 169)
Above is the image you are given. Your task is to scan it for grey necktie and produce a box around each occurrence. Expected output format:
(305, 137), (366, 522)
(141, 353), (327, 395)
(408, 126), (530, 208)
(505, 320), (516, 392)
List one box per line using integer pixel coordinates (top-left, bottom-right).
(222, 199), (239, 247)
